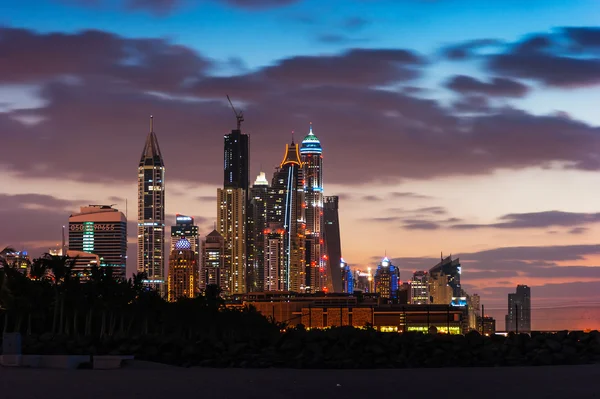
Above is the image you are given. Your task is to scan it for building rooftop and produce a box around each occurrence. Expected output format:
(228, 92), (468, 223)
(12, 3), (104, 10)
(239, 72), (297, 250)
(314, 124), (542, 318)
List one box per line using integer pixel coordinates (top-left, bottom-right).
(300, 123), (322, 154)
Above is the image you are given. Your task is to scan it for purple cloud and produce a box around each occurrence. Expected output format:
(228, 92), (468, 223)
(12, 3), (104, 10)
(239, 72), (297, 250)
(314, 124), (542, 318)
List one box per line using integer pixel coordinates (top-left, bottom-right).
(452, 211), (600, 230)
(446, 75), (529, 97)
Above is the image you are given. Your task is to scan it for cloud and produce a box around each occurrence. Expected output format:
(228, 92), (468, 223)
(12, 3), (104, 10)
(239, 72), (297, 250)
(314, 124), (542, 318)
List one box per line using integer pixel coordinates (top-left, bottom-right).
(401, 220), (440, 230)
(341, 16), (370, 31)
(452, 211), (600, 230)
(440, 38), (503, 60)
(315, 34), (369, 45)
(448, 27), (600, 88)
(414, 206), (446, 215)
(445, 75), (529, 97)
(389, 192), (432, 199)
(569, 227), (588, 235)
(361, 195), (382, 202)
(197, 195), (217, 202)
(220, 0), (299, 9)
(0, 27), (211, 89)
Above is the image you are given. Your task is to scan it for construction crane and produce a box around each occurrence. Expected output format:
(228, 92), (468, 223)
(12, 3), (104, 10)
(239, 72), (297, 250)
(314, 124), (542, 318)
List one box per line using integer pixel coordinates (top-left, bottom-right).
(226, 94), (244, 130)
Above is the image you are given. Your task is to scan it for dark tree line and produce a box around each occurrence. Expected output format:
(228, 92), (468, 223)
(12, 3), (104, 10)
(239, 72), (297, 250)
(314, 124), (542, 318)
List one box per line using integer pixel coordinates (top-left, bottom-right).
(0, 248), (278, 340)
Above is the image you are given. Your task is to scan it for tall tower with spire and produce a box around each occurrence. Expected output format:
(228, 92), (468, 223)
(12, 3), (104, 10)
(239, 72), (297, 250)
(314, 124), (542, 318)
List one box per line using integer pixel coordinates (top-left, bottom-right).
(300, 123), (328, 291)
(267, 140), (305, 291)
(138, 116), (166, 295)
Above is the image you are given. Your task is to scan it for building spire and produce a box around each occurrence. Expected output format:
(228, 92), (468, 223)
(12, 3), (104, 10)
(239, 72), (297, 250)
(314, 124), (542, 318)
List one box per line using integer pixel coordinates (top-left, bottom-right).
(309, 121), (313, 135)
(150, 115), (153, 132)
(291, 130), (295, 144)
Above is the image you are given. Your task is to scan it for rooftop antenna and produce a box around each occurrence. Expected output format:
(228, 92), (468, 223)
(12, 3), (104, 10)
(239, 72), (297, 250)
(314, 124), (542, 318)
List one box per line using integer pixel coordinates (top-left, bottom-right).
(150, 115), (154, 132)
(291, 130), (295, 144)
(226, 95), (244, 130)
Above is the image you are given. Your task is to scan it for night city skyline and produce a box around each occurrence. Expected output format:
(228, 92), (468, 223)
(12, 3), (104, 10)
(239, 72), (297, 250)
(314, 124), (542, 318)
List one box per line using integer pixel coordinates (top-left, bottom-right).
(2, 0), (600, 331)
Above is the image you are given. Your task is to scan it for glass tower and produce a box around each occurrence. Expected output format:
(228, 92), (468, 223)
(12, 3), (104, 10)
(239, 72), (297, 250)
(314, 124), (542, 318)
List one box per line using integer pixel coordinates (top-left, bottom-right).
(137, 116), (166, 295)
(300, 123), (326, 291)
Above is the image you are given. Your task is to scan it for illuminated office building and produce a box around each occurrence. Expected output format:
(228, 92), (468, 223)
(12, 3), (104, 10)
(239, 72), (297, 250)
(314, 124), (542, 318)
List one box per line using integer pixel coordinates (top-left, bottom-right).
(505, 285), (531, 333)
(300, 124), (327, 291)
(167, 238), (198, 302)
(428, 255), (461, 304)
(247, 172), (269, 292)
(263, 223), (286, 291)
(323, 196), (343, 293)
(374, 257), (399, 299)
(3, 251), (31, 275)
(138, 116), (166, 294)
(410, 271), (429, 304)
(340, 259), (353, 293)
(69, 205), (127, 279)
(266, 141), (305, 292)
(218, 121), (249, 295)
(200, 230), (226, 290)
(170, 214), (199, 256)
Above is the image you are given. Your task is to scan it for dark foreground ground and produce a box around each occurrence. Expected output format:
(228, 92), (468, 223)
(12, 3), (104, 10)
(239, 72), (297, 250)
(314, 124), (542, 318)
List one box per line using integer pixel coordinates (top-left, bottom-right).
(2, 361), (600, 399)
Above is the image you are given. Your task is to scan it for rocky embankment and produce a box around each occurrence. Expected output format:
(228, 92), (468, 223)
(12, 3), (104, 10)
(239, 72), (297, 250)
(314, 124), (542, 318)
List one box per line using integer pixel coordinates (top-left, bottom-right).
(14, 328), (600, 368)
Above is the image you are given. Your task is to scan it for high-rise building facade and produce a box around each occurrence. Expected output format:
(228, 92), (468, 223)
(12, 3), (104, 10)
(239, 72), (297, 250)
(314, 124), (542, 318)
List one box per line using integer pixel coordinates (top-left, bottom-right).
(429, 255), (462, 304)
(218, 125), (249, 295)
(170, 214), (199, 255)
(200, 230), (226, 290)
(340, 259), (353, 293)
(217, 187), (246, 295)
(323, 196), (343, 293)
(247, 172), (269, 292)
(410, 271), (429, 304)
(263, 223), (286, 291)
(167, 238), (198, 302)
(138, 117), (166, 294)
(374, 257), (399, 299)
(505, 285), (531, 333)
(266, 141), (305, 292)
(69, 205), (127, 279)
(300, 124), (327, 291)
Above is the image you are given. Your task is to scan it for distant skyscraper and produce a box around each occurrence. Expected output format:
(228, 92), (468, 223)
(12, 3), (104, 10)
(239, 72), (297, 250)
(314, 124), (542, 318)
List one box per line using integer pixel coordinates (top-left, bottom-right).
(170, 214), (199, 255)
(410, 271), (429, 304)
(374, 257), (399, 299)
(428, 255), (461, 304)
(505, 285), (531, 333)
(340, 259), (353, 293)
(247, 172), (269, 292)
(266, 141), (305, 292)
(69, 205), (127, 279)
(353, 270), (372, 293)
(167, 238), (198, 302)
(263, 223), (286, 291)
(138, 116), (166, 294)
(300, 124), (326, 291)
(218, 122), (249, 295)
(323, 196), (343, 292)
(200, 229), (226, 290)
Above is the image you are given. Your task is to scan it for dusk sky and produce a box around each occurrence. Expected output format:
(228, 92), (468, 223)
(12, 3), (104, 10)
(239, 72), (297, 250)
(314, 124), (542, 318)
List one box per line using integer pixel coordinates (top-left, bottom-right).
(2, 0), (600, 329)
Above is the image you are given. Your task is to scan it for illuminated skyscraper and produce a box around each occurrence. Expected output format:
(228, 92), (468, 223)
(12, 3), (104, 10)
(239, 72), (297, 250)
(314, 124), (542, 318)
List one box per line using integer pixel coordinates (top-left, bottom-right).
(200, 229), (226, 290)
(263, 223), (286, 291)
(69, 205), (127, 279)
(323, 196), (343, 292)
(247, 172), (269, 292)
(138, 116), (166, 294)
(167, 238), (198, 302)
(374, 257), (399, 299)
(340, 259), (353, 293)
(505, 285), (531, 333)
(218, 122), (249, 295)
(409, 271), (429, 304)
(428, 255), (461, 304)
(170, 214), (199, 256)
(300, 123), (325, 291)
(266, 140), (305, 291)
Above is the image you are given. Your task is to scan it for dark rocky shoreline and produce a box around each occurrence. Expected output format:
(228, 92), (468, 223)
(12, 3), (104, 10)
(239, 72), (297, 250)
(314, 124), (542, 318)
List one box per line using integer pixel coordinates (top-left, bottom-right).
(14, 328), (600, 369)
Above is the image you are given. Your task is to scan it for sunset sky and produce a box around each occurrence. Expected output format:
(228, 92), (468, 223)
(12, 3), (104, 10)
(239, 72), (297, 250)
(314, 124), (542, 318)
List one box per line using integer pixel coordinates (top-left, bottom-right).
(2, 0), (600, 329)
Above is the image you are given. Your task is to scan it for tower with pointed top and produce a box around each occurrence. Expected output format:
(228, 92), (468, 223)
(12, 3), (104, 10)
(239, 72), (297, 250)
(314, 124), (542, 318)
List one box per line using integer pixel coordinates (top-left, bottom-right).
(300, 123), (327, 291)
(138, 116), (166, 295)
(266, 140), (305, 291)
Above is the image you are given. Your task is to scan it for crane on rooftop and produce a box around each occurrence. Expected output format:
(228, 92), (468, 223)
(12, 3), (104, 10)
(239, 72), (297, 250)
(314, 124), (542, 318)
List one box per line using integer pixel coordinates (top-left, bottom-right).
(226, 95), (244, 131)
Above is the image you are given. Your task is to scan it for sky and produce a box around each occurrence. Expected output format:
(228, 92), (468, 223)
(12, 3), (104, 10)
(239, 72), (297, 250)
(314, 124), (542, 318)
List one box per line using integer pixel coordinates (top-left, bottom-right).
(2, 0), (600, 330)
